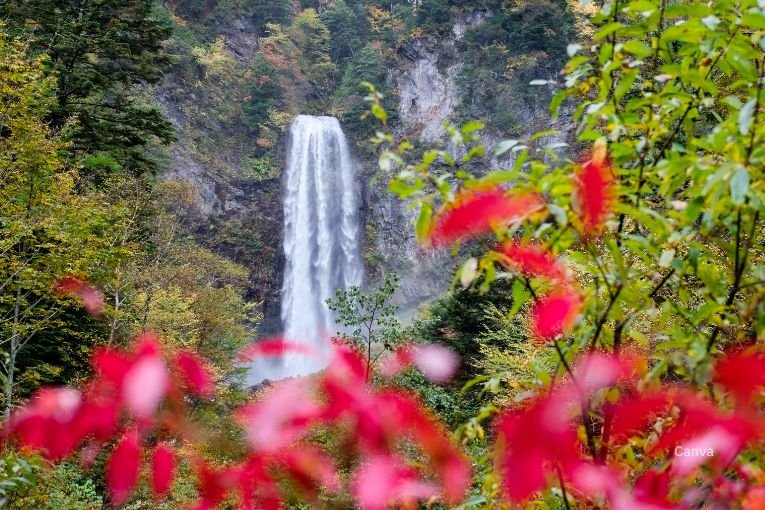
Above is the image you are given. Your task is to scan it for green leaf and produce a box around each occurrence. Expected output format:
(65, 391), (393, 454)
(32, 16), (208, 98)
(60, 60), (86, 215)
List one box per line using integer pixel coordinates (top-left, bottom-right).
(460, 375), (489, 395)
(460, 258), (479, 288)
(461, 120), (485, 134)
(742, 12), (765, 29)
(622, 40), (652, 58)
(659, 248), (675, 268)
(494, 139), (519, 156)
(730, 166), (750, 206)
(530, 129), (560, 141)
(462, 145), (486, 162)
(595, 22), (624, 41)
(371, 103), (388, 122)
(738, 98), (756, 135)
(415, 203), (433, 243)
(508, 278), (531, 319)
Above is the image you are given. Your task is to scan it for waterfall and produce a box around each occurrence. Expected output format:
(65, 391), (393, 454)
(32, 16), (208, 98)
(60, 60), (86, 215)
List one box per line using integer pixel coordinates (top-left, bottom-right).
(276, 115), (363, 378)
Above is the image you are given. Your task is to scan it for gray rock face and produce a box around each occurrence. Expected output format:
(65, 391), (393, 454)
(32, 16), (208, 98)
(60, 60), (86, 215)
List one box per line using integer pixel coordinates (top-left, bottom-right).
(396, 41), (462, 143)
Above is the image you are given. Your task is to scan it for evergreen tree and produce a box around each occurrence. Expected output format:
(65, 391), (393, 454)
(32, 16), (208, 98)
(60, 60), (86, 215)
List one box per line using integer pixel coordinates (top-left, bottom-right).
(320, 0), (368, 62)
(0, 0), (175, 176)
(252, 0), (293, 34)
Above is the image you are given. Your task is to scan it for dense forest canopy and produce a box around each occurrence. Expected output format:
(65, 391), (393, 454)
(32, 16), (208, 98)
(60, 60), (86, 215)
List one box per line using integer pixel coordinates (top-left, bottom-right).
(1, 0), (765, 509)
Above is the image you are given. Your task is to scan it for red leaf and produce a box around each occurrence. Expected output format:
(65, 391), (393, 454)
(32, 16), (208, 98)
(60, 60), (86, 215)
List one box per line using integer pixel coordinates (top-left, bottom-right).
(529, 287), (582, 341)
(430, 188), (544, 247)
(238, 379), (322, 452)
(238, 337), (315, 361)
(151, 443), (175, 498)
(573, 145), (616, 237)
(351, 455), (439, 510)
(378, 344), (415, 377)
(121, 352), (169, 419)
(494, 393), (583, 502)
(498, 240), (569, 283)
(380, 391), (471, 502)
(609, 393), (671, 443)
(380, 343), (459, 384)
(714, 347), (765, 406)
(632, 469), (672, 508)
(175, 351), (214, 397)
(194, 462), (243, 509)
(743, 486), (765, 510)
(54, 276), (104, 315)
(10, 388), (84, 460)
(107, 429), (141, 506)
(277, 447), (340, 494)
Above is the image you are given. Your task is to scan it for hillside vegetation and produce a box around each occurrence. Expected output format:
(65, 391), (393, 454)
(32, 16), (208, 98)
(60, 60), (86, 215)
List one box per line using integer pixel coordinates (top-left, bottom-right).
(1, 1), (765, 509)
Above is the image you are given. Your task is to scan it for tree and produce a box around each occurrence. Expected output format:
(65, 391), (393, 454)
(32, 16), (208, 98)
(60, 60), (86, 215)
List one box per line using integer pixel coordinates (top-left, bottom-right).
(320, 0), (368, 62)
(0, 0), (175, 175)
(289, 9), (336, 92)
(0, 28), (127, 415)
(327, 272), (402, 381)
(252, 0), (293, 34)
(366, 0), (765, 505)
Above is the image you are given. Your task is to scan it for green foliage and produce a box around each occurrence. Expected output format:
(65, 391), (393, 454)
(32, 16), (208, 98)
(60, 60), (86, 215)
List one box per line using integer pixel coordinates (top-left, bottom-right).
(0, 28), (130, 413)
(409, 278), (516, 377)
(327, 272), (403, 381)
(457, 0), (577, 131)
(13, 462), (102, 510)
(0, 451), (40, 506)
(335, 45), (398, 140)
(252, 0), (294, 34)
(290, 9), (337, 92)
(243, 59), (282, 137)
(321, 0), (369, 62)
(0, 0), (175, 175)
(367, 0), (765, 504)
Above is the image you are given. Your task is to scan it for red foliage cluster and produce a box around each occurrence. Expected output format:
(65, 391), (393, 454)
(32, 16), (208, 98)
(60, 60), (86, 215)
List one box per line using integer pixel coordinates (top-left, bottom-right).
(494, 349), (765, 508)
(214, 343), (470, 508)
(428, 188), (544, 248)
(6, 333), (210, 504)
(573, 144), (616, 237)
(424, 148), (617, 343)
(4, 332), (469, 509)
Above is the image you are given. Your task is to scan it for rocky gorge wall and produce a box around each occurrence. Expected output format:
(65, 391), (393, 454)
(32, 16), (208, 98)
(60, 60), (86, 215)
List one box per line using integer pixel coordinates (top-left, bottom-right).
(155, 6), (576, 335)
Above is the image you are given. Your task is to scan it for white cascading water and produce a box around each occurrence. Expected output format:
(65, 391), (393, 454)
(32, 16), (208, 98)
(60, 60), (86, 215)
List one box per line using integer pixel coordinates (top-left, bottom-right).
(276, 115), (363, 378)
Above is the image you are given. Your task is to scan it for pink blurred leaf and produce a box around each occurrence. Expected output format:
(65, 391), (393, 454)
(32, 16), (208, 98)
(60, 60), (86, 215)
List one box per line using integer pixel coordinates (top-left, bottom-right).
(107, 429), (141, 505)
(352, 455), (439, 510)
(151, 443), (176, 498)
(122, 354), (169, 418)
(238, 379), (321, 452)
(175, 351), (214, 397)
(54, 276), (104, 315)
(412, 344), (459, 384)
(239, 337), (315, 361)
